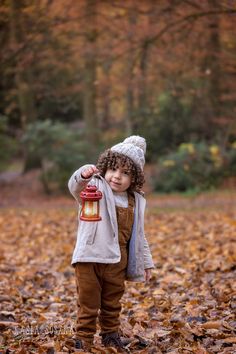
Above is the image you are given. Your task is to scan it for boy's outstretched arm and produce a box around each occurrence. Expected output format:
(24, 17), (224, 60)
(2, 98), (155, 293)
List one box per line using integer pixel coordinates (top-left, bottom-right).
(68, 164), (98, 203)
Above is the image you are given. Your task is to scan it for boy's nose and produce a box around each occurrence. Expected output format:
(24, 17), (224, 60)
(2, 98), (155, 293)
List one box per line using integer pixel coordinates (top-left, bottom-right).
(114, 170), (121, 179)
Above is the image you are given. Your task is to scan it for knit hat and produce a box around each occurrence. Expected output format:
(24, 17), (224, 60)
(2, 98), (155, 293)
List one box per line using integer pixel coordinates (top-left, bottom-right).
(111, 135), (146, 170)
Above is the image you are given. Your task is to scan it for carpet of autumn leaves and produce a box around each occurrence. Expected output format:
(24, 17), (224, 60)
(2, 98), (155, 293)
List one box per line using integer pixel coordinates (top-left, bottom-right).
(0, 184), (236, 353)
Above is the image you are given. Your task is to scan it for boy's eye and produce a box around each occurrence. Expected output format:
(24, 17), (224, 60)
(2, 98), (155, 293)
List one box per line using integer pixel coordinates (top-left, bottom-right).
(123, 170), (130, 175)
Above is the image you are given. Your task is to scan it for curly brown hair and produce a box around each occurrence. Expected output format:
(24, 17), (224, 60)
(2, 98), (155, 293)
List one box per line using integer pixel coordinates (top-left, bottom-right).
(96, 149), (145, 193)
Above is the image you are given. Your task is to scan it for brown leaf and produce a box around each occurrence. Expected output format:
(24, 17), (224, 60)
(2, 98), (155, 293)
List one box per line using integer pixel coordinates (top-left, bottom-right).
(91, 346), (118, 353)
(222, 337), (236, 344)
(0, 321), (19, 329)
(201, 320), (222, 329)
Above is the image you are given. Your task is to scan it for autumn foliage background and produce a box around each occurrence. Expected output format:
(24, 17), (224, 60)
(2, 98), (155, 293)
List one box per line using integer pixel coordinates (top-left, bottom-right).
(0, 0), (236, 353)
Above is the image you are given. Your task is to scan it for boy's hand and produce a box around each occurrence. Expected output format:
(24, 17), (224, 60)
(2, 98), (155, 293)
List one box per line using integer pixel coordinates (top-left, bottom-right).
(145, 268), (152, 283)
(81, 165), (99, 179)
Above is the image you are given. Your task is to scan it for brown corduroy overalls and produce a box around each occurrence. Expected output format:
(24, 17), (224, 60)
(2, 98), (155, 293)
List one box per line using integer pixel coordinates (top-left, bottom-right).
(74, 193), (135, 344)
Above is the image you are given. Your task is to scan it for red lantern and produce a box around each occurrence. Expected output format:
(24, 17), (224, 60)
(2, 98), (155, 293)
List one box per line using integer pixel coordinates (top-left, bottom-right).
(80, 185), (102, 221)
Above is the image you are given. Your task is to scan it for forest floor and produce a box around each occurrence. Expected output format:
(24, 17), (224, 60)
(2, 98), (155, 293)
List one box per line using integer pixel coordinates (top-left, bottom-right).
(0, 169), (236, 353)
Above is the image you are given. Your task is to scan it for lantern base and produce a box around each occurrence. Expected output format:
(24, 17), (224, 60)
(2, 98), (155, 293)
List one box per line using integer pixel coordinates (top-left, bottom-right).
(80, 216), (102, 222)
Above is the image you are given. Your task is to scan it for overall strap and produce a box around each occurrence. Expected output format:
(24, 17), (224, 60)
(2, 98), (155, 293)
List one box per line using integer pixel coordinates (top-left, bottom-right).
(128, 192), (135, 209)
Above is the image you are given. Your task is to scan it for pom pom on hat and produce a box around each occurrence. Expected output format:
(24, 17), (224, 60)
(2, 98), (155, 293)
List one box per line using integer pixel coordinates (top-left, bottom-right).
(123, 135), (146, 154)
(111, 135), (146, 170)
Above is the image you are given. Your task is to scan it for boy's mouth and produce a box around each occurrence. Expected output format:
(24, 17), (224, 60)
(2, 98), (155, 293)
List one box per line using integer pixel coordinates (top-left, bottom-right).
(110, 181), (121, 186)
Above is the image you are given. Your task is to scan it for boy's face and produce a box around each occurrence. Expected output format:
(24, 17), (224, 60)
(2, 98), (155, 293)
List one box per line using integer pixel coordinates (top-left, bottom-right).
(105, 165), (132, 193)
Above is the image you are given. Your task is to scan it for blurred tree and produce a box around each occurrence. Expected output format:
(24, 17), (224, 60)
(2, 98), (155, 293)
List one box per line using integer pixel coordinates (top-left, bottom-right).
(125, 3), (136, 135)
(9, 0), (37, 129)
(0, 115), (17, 171)
(207, 0), (221, 123)
(82, 0), (99, 150)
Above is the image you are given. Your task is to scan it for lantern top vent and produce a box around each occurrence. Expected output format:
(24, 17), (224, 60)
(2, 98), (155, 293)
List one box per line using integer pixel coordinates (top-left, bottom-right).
(80, 185), (102, 200)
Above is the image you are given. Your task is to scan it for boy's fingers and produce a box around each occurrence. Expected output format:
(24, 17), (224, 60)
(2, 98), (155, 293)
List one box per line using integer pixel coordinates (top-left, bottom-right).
(82, 169), (91, 178)
(91, 166), (99, 175)
(92, 166), (99, 173)
(82, 165), (98, 178)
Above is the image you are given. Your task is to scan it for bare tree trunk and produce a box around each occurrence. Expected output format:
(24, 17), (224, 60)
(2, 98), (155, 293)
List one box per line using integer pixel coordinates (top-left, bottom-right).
(208, 0), (221, 120)
(202, 0), (221, 139)
(9, 0), (40, 171)
(125, 3), (136, 135)
(126, 83), (134, 136)
(137, 1), (155, 131)
(100, 60), (112, 130)
(196, 0), (222, 140)
(83, 0), (99, 152)
(137, 41), (149, 128)
(9, 0), (37, 130)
